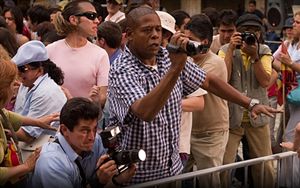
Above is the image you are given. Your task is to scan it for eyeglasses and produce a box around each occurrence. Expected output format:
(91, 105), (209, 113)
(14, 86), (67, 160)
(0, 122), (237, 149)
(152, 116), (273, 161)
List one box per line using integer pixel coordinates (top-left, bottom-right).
(18, 66), (29, 73)
(75, 12), (98, 21)
(18, 66), (37, 73)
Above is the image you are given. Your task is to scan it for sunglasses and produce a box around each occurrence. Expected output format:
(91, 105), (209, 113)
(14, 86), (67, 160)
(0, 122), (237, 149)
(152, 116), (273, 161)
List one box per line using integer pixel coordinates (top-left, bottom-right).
(75, 12), (98, 21)
(18, 66), (30, 73)
(18, 66), (37, 73)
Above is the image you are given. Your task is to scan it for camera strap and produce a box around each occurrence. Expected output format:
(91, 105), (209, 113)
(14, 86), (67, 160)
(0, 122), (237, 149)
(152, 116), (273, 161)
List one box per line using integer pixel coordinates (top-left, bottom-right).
(53, 139), (87, 188)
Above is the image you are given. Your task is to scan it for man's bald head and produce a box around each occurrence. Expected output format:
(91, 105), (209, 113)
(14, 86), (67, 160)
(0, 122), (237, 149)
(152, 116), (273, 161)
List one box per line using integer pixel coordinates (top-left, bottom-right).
(126, 6), (158, 30)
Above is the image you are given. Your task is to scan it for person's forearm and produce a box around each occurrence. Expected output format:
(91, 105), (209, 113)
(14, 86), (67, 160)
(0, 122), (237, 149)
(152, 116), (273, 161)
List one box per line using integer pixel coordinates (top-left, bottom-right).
(272, 59), (281, 72)
(267, 69), (278, 88)
(21, 115), (43, 126)
(293, 123), (300, 151)
(182, 97), (204, 112)
(202, 73), (250, 109)
(131, 63), (185, 122)
(99, 86), (108, 108)
(2, 164), (30, 183)
(288, 62), (300, 74)
(16, 129), (35, 143)
(224, 46), (234, 81)
(253, 60), (271, 88)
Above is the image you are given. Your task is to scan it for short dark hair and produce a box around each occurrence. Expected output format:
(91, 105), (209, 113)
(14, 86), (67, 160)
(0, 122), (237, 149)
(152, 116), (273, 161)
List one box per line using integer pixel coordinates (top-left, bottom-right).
(41, 31), (64, 45)
(170, 10), (190, 29)
(218, 9), (238, 27)
(185, 14), (213, 46)
(126, 6), (156, 30)
(202, 7), (219, 27)
(36, 21), (55, 38)
(97, 21), (122, 49)
(60, 97), (100, 132)
(27, 5), (50, 26)
(249, 0), (256, 6)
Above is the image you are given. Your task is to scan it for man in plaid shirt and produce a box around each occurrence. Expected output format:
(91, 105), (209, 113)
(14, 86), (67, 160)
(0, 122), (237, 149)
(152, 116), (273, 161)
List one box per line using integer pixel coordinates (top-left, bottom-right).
(108, 6), (279, 184)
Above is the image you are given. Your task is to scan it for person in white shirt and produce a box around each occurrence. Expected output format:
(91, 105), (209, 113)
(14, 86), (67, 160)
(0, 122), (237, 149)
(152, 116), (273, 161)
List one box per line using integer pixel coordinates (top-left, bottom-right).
(104, 0), (125, 23)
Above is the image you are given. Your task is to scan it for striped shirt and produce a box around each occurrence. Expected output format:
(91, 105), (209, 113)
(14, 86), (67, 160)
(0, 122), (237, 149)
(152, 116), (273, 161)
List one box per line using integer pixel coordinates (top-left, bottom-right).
(108, 46), (206, 183)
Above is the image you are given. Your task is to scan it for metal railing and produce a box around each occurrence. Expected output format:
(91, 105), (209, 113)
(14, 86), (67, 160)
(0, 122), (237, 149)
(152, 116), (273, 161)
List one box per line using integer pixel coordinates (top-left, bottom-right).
(129, 151), (297, 188)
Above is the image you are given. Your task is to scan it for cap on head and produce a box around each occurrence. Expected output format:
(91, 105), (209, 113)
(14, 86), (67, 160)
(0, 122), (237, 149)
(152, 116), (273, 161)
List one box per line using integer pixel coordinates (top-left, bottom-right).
(156, 11), (176, 34)
(12, 40), (48, 67)
(283, 17), (293, 29)
(236, 14), (263, 29)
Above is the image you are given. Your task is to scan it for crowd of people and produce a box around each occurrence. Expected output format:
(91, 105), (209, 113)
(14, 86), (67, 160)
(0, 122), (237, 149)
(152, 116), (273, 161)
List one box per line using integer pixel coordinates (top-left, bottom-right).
(0, 0), (299, 187)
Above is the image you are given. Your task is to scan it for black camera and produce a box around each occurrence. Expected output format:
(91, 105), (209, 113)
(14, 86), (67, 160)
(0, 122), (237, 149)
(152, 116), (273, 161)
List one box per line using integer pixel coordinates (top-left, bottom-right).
(186, 40), (210, 56)
(236, 32), (257, 49)
(100, 126), (146, 174)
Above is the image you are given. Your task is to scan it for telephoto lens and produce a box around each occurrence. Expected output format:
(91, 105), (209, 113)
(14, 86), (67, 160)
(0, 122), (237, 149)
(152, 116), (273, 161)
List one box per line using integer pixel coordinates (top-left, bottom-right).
(113, 149), (146, 165)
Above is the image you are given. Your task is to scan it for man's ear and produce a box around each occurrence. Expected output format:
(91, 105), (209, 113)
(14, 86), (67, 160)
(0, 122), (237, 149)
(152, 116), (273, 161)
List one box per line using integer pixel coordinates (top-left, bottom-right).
(69, 15), (79, 26)
(126, 28), (134, 42)
(60, 124), (68, 135)
(202, 39), (209, 45)
(97, 38), (105, 47)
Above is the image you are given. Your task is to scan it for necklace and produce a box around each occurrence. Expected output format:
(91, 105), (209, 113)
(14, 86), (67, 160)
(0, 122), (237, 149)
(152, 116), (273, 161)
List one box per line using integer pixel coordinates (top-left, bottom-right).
(193, 53), (209, 67)
(64, 39), (77, 51)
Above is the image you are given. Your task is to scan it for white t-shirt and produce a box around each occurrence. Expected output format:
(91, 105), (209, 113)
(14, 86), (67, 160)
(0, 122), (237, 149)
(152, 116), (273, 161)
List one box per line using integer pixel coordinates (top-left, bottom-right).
(179, 87), (207, 154)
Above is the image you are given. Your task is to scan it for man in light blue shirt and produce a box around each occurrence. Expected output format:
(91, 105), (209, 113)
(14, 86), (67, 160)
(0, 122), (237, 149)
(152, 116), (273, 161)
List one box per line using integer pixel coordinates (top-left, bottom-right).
(31, 97), (136, 188)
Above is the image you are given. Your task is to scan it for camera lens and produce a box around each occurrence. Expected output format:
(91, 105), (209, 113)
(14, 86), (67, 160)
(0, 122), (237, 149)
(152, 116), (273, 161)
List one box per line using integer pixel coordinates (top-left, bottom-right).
(186, 41), (197, 56)
(113, 149), (146, 165)
(241, 32), (256, 45)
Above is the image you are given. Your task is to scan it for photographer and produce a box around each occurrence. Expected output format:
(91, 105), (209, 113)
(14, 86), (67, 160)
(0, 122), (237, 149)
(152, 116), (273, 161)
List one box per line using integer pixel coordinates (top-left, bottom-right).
(108, 7), (279, 184)
(218, 14), (275, 188)
(30, 97), (135, 188)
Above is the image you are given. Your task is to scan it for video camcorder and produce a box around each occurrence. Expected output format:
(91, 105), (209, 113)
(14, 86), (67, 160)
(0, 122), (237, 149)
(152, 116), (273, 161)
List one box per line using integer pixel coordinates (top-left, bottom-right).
(166, 40), (209, 56)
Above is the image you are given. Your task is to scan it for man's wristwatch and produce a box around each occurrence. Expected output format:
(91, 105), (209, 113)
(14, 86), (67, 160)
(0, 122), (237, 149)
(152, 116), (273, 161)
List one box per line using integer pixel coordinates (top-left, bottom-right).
(248, 98), (260, 111)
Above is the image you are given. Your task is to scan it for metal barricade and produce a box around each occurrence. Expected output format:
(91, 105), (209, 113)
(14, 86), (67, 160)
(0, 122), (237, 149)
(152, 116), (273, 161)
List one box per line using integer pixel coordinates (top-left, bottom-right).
(129, 151), (297, 188)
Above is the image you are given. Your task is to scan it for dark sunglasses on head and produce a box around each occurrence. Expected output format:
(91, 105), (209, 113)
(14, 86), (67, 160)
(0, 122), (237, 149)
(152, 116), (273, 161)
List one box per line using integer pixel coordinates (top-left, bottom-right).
(75, 12), (98, 21)
(18, 66), (29, 73)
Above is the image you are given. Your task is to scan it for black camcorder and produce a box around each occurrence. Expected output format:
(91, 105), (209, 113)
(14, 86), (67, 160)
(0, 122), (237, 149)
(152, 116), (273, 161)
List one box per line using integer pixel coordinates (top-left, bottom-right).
(186, 40), (210, 56)
(166, 40), (209, 56)
(100, 126), (146, 174)
(236, 32), (257, 49)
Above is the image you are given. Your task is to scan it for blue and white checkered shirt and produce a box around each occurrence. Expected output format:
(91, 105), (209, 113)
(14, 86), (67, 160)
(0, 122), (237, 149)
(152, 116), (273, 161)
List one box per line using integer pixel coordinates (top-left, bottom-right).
(108, 46), (206, 184)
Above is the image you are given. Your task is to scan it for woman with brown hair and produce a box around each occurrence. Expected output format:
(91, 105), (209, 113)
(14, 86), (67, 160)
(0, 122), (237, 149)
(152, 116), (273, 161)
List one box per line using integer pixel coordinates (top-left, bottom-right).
(2, 6), (29, 46)
(0, 60), (57, 186)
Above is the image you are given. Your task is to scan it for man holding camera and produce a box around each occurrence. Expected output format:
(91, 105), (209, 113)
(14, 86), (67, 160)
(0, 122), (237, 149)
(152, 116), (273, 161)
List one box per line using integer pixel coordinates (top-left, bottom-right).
(218, 14), (274, 188)
(182, 14), (229, 188)
(30, 98), (135, 188)
(108, 7), (278, 184)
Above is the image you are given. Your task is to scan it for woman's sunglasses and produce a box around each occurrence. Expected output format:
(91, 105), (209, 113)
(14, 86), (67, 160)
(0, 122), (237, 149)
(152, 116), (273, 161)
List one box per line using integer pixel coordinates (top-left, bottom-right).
(18, 66), (29, 73)
(18, 66), (37, 73)
(75, 12), (98, 21)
